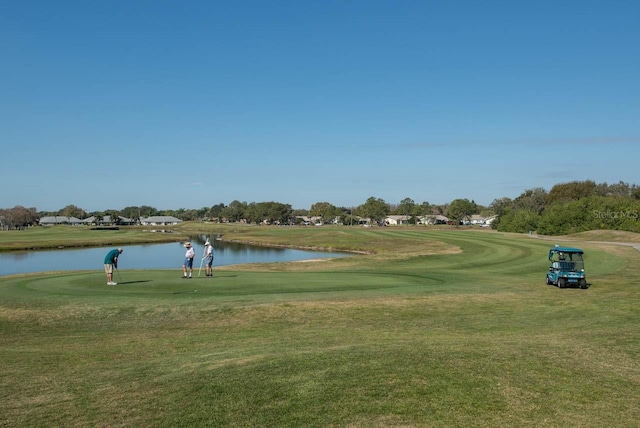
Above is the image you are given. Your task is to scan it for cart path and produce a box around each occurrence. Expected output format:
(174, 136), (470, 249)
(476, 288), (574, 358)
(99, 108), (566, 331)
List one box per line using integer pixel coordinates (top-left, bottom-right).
(527, 233), (640, 251)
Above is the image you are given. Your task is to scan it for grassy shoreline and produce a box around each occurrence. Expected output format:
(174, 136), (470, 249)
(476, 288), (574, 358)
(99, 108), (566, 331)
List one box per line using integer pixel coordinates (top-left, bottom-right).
(0, 226), (188, 252)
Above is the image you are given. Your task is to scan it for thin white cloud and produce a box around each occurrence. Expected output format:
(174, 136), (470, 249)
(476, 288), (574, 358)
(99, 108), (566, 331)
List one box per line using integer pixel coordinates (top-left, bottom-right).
(513, 136), (640, 146)
(406, 136), (640, 149)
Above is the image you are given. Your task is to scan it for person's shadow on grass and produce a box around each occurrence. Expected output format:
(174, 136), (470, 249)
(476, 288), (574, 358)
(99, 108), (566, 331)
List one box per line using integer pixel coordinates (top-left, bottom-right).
(116, 280), (152, 285)
(200, 274), (237, 279)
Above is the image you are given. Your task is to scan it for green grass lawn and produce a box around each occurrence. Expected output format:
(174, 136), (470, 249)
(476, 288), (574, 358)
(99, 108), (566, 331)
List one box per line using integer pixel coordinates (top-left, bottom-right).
(1, 228), (639, 427)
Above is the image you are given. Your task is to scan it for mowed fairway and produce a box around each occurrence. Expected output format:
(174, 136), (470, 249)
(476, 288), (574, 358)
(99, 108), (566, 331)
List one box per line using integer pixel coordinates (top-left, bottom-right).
(1, 229), (639, 427)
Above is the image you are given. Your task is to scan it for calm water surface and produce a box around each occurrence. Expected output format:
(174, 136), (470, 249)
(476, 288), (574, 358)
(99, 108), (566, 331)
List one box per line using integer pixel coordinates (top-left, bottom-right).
(0, 239), (348, 277)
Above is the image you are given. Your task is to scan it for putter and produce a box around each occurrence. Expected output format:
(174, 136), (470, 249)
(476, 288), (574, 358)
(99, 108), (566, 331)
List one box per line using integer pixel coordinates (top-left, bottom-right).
(115, 267), (122, 283)
(198, 258), (204, 277)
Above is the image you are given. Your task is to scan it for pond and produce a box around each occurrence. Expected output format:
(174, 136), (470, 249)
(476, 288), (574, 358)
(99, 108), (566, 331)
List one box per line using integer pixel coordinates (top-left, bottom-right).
(0, 236), (349, 277)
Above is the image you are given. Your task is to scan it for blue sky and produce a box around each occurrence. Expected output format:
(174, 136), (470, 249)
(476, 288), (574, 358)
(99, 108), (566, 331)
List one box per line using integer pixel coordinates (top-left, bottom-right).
(2, 1), (638, 212)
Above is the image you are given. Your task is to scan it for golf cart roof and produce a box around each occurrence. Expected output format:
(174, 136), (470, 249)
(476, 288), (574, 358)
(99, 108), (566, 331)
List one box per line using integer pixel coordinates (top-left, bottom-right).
(551, 246), (583, 253)
(549, 246), (584, 259)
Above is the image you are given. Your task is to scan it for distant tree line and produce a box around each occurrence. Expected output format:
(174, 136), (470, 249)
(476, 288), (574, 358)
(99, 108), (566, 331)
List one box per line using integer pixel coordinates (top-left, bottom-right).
(2, 180), (639, 235)
(491, 180), (640, 234)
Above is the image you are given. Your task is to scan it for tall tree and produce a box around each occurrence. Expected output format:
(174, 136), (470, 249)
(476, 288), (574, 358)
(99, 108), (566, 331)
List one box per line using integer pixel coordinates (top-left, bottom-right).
(514, 188), (547, 214)
(59, 204), (87, 219)
(547, 180), (597, 204)
(120, 206), (141, 221)
(417, 201), (432, 216)
(139, 206), (159, 217)
(208, 203), (226, 221)
(447, 198), (477, 225)
(488, 197), (514, 229)
(221, 200), (248, 222)
(267, 202), (293, 224)
(393, 198), (416, 215)
(1, 206), (38, 229)
(356, 197), (390, 223)
(310, 202), (339, 223)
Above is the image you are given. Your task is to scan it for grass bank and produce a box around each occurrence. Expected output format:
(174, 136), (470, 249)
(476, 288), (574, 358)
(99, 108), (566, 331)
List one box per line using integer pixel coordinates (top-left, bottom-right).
(1, 228), (639, 426)
(0, 226), (189, 252)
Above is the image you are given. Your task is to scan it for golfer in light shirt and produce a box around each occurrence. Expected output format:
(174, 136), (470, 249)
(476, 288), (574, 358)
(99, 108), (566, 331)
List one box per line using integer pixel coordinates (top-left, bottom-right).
(203, 240), (214, 277)
(182, 242), (195, 279)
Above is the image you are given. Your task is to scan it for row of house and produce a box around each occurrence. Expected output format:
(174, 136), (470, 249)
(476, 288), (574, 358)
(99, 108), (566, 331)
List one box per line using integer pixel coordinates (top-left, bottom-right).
(38, 216), (124, 226)
(38, 215), (183, 226)
(384, 214), (497, 226)
(382, 215), (448, 226)
(294, 214), (496, 227)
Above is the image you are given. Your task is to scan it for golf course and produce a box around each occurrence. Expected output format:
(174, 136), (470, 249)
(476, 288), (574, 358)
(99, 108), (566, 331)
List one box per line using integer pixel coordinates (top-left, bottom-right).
(1, 225), (639, 427)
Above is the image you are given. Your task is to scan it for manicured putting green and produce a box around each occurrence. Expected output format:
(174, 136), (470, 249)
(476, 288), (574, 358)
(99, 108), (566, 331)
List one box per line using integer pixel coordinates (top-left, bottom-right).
(5, 269), (444, 302)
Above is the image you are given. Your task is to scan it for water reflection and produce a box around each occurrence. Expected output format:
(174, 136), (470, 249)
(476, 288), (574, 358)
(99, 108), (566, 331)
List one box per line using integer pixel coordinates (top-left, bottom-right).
(0, 238), (347, 277)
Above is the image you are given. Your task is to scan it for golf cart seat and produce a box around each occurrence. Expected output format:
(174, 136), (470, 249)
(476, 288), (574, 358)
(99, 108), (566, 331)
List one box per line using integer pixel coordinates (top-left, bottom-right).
(552, 261), (575, 271)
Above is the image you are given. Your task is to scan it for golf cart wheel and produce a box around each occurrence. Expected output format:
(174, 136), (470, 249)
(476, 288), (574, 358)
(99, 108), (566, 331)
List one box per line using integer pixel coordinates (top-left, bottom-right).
(579, 279), (588, 289)
(545, 276), (552, 285)
(557, 278), (567, 289)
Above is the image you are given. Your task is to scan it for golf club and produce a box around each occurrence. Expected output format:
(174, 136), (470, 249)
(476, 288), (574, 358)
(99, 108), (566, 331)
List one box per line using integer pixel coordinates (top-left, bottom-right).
(198, 257), (204, 277)
(115, 267), (122, 283)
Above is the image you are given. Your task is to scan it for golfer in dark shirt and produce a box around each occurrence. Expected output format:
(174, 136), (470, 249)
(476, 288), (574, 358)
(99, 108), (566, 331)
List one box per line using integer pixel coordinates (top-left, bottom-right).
(104, 248), (123, 285)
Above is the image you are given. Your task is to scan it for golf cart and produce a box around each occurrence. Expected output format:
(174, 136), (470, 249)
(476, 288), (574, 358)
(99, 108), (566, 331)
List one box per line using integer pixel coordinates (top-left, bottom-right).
(546, 246), (588, 289)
